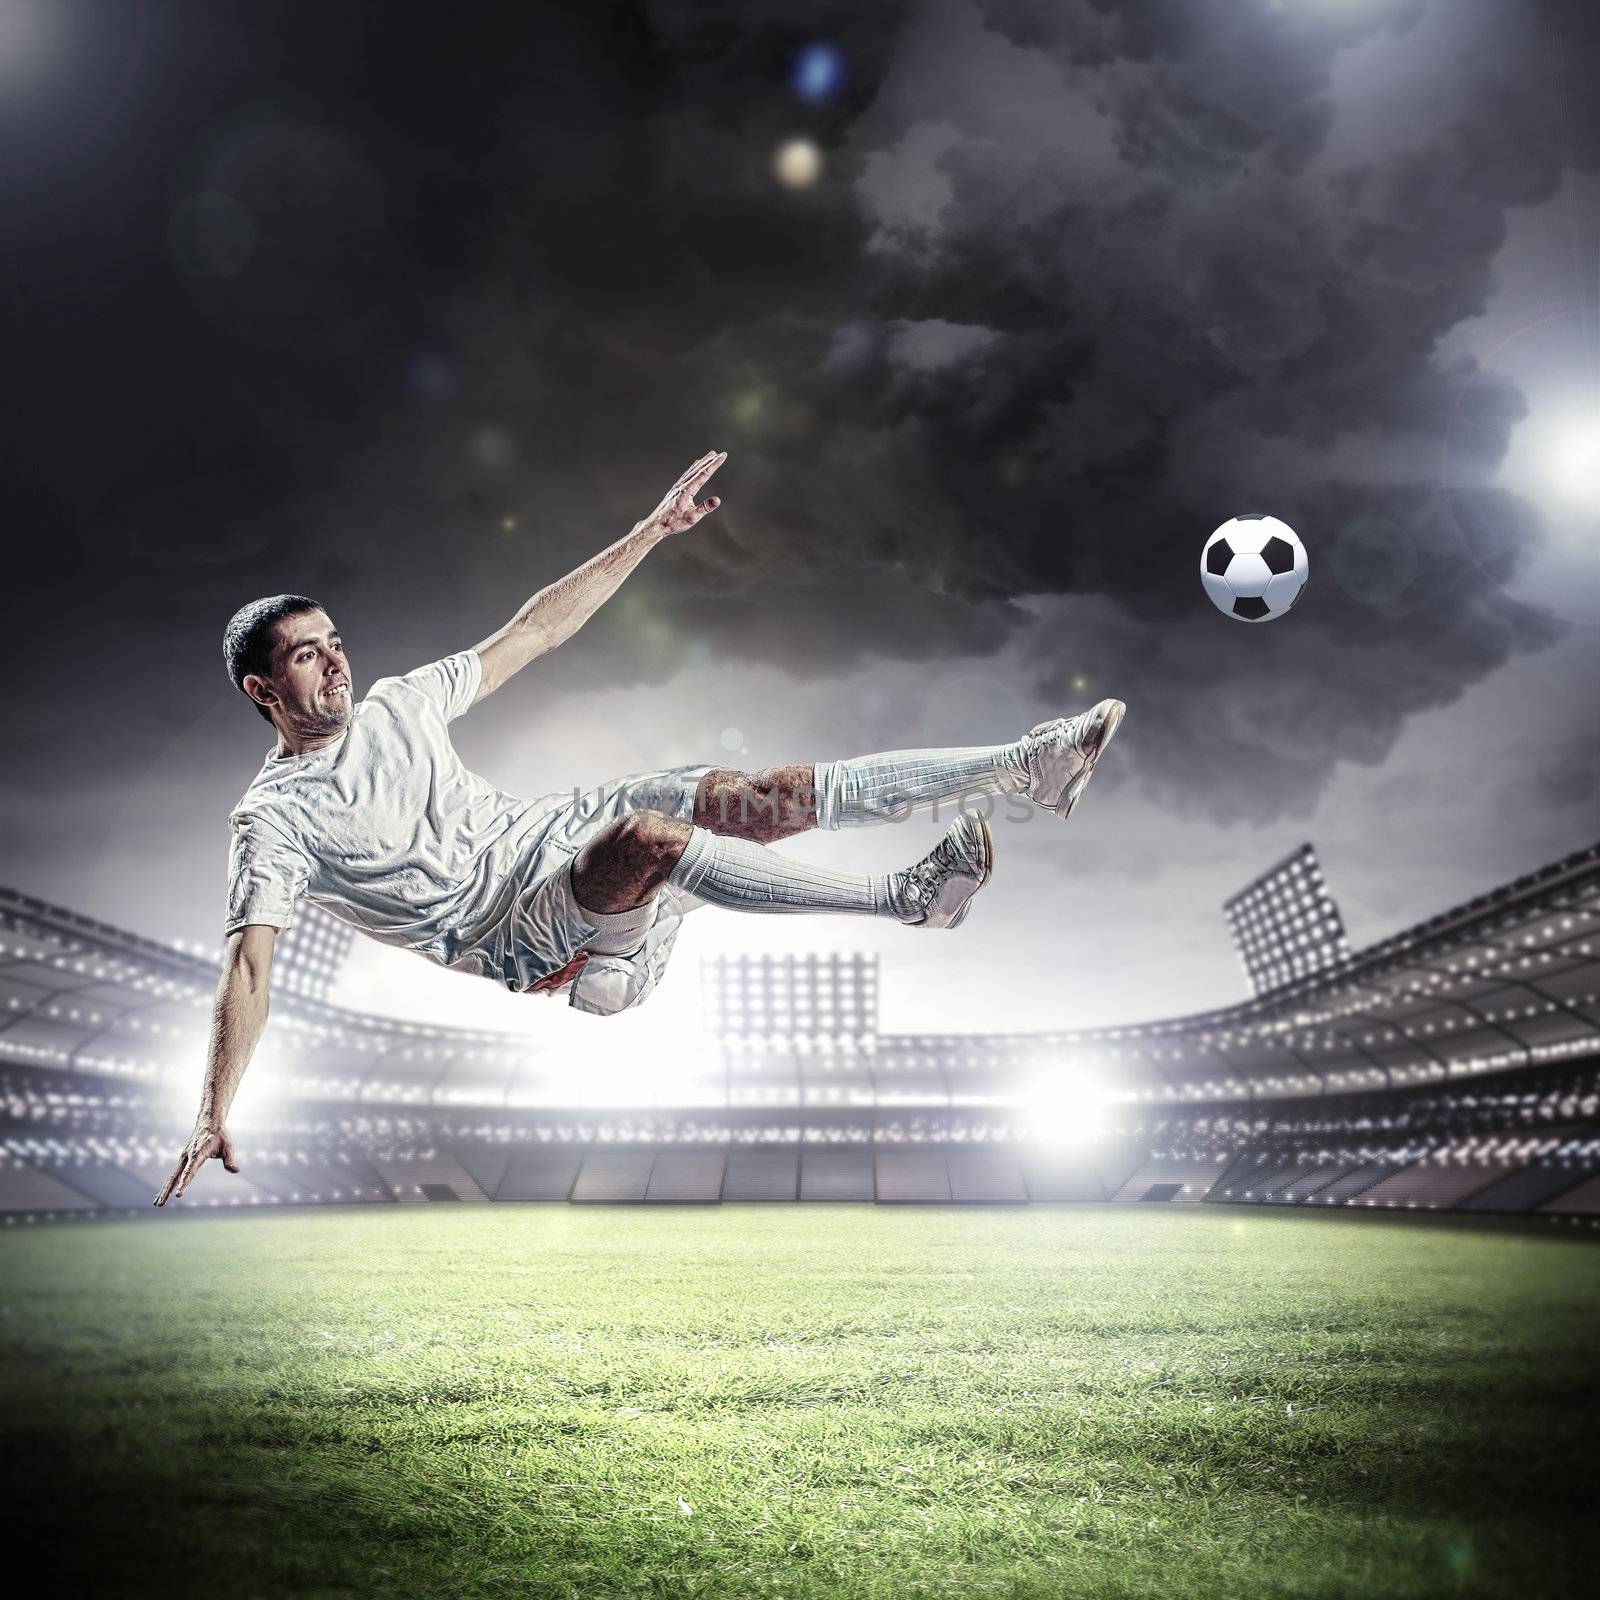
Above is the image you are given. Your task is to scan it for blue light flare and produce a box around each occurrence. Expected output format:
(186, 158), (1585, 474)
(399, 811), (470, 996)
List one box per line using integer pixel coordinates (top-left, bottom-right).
(791, 43), (843, 104)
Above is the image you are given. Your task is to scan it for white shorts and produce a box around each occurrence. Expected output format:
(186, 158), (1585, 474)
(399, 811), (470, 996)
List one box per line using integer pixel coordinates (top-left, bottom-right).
(486, 763), (713, 997)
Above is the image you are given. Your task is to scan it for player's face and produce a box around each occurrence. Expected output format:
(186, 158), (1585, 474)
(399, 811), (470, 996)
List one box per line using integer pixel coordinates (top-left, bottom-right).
(267, 611), (352, 733)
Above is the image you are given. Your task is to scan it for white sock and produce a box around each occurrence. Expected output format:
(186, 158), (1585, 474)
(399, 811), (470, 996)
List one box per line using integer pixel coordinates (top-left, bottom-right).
(667, 827), (898, 917)
(581, 899), (657, 956)
(812, 741), (1029, 830)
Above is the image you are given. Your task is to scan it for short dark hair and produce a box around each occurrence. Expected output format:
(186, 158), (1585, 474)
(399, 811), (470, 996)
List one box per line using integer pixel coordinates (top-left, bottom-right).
(223, 595), (325, 722)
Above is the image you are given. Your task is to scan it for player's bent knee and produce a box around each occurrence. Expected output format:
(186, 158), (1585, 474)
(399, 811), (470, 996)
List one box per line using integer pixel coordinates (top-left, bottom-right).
(623, 809), (692, 860)
(582, 811), (690, 875)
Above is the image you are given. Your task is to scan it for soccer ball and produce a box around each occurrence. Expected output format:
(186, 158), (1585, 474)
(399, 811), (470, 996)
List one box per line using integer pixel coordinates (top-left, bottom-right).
(1200, 514), (1308, 623)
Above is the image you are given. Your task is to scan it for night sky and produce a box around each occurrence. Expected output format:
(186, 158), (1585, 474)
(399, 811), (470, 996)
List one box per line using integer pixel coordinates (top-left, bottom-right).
(5, 0), (1597, 1048)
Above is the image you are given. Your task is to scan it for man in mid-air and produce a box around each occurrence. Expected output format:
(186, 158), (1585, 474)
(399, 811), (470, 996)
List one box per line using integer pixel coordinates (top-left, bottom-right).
(156, 452), (1124, 1203)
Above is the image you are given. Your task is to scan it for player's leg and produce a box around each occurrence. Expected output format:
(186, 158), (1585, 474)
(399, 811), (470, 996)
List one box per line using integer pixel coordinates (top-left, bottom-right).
(810, 698), (1127, 828)
(693, 695), (1126, 845)
(571, 808), (995, 930)
(693, 764), (819, 843)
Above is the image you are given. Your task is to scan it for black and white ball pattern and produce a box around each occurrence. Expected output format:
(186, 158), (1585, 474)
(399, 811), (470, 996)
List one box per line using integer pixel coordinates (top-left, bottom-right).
(1201, 514), (1309, 623)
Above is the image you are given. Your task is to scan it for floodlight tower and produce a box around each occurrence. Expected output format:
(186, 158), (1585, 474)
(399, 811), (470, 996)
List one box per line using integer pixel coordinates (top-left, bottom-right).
(701, 952), (878, 1051)
(1223, 843), (1350, 998)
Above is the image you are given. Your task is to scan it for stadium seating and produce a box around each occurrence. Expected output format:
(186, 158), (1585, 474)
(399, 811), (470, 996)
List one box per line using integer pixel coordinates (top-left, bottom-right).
(1109, 1155), (1231, 1203)
(946, 1148), (1028, 1203)
(571, 1150), (656, 1202)
(1210, 1152), (1311, 1202)
(236, 1156), (373, 1205)
(1539, 1173), (1600, 1215)
(454, 1145), (513, 1201)
(0, 1155), (98, 1214)
(1460, 1136), (1600, 1213)
(1298, 1160), (1400, 1206)
(874, 1150), (953, 1203)
(497, 1148), (585, 1202)
(1019, 1147), (1107, 1201)
(1213, 1154), (1404, 1207)
(1, 841), (1597, 1220)
(645, 1151), (727, 1203)
(800, 1150), (875, 1201)
(1355, 1154), (1512, 1210)
(368, 1152), (491, 1203)
(29, 1157), (155, 1210)
(1259, 1159), (1381, 1205)
(1251, 1161), (1344, 1202)
(721, 1150), (799, 1201)
(125, 1156), (284, 1208)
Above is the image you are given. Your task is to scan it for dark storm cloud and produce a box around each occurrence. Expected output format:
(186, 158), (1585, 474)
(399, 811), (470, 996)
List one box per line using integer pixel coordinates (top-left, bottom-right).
(6, 0), (1596, 856)
(629, 0), (1585, 822)
(1530, 739), (1600, 813)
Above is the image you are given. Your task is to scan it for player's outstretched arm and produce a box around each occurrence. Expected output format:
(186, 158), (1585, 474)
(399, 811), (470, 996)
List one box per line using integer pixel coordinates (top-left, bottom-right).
(154, 924), (277, 1206)
(471, 450), (725, 703)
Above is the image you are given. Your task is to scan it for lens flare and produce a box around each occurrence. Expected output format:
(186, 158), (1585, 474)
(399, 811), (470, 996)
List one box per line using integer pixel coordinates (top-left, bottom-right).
(774, 138), (823, 189)
(1531, 408), (1600, 512)
(791, 43), (844, 103)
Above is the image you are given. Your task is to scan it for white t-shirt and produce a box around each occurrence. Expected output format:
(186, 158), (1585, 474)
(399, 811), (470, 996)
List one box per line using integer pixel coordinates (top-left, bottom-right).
(225, 650), (561, 974)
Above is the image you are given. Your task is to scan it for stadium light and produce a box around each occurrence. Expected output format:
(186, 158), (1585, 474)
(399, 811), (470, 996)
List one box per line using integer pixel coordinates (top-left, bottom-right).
(1020, 1070), (1107, 1145)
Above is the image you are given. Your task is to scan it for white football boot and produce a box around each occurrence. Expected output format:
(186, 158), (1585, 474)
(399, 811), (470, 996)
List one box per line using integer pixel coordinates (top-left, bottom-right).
(890, 811), (995, 929)
(1020, 698), (1126, 821)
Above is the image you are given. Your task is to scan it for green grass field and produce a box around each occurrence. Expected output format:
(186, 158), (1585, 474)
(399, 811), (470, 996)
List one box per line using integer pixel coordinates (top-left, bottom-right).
(1, 1205), (1594, 1599)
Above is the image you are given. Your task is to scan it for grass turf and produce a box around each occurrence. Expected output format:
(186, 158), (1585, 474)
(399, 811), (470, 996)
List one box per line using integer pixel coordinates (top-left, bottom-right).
(0, 1204), (1594, 1599)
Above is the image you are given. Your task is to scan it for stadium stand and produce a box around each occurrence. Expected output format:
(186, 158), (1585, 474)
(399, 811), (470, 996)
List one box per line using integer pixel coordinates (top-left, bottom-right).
(800, 1150), (876, 1201)
(455, 1145), (513, 1201)
(646, 1150), (727, 1203)
(1245, 1160), (1326, 1202)
(1110, 1155), (1232, 1203)
(0, 839), (1596, 1221)
(1262, 1159), (1385, 1206)
(874, 1150), (953, 1203)
(722, 1150), (799, 1201)
(1460, 1135), (1600, 1213)
(1293, 1160), (1400, 1206)
(126, 1155), (283, 1209)
(29, 1152), (162, 1210)
(369, 1152), (491, 1203)
(1540, 1173), (1600, 1214)
(0, 1152), (99, 1214)
(571, 1151), (656, 1203)
(232, 1154), (376, 1206)
(1019, 1147), (1108, 1201)
(497, 1148), (584, 1202)
(945, 1148), (1028, 1203)
(1352, 1141), (1527, 1210)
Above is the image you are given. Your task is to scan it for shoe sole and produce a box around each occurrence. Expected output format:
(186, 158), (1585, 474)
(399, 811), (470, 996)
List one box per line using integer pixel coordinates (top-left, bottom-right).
(1054, 699), (1125, 821)
(944, 811), (994, 930)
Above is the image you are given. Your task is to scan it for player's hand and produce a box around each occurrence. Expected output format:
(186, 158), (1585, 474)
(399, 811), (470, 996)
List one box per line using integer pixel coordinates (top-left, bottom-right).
(154, 1123), (239, 1206)
(633, 451), (725, 541)
(525, 950), (590, 996)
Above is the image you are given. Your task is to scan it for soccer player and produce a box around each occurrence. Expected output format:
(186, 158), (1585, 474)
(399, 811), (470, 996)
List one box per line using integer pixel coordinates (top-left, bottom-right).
(154, 452), (1124, 1203)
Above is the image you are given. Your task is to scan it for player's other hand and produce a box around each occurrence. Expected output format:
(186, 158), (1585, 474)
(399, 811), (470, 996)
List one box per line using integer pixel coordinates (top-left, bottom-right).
(525, 950), (589, 996)
(634, 451), (725, 541)
(154, 1122), (239, 1206)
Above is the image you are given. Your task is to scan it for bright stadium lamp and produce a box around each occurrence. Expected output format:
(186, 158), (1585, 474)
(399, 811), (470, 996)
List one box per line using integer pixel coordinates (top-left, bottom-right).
(1534, 407), (1600, 511)
(1021, 1069), (1107, 1144)
(1501, 393), (1600, 516)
